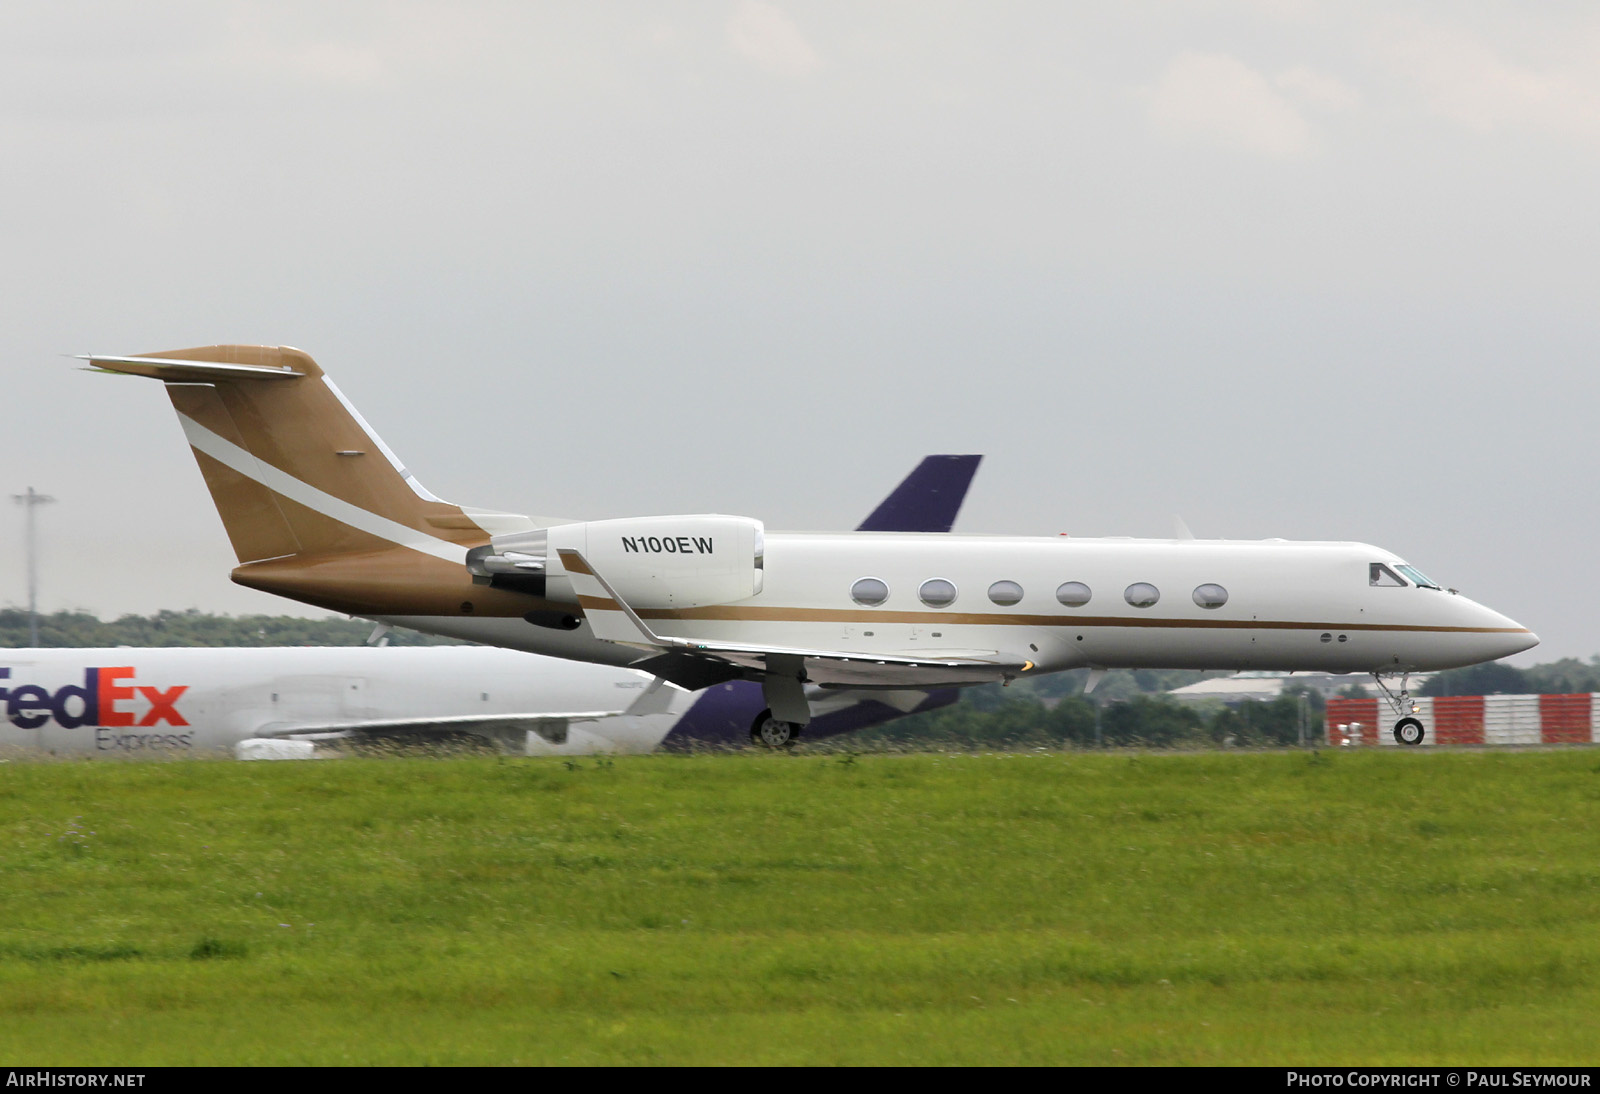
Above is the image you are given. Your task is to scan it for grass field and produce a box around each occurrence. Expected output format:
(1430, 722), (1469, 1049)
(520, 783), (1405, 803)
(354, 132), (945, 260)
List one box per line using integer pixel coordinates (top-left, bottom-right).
(2, 747), (1598, 1065)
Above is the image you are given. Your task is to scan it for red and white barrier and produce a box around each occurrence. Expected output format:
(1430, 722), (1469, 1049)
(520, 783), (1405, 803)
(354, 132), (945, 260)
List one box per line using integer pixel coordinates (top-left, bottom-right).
(1326, 694), (1600, 746)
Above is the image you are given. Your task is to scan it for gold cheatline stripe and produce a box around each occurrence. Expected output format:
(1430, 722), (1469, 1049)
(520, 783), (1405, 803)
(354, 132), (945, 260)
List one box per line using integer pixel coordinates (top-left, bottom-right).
(633, 605), (1527, 635)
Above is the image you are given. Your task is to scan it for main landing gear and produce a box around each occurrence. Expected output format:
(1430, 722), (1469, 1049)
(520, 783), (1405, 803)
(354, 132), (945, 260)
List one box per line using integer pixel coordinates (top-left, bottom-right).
(1372, 672), (1427, 746)
(750, 709), (802, 749)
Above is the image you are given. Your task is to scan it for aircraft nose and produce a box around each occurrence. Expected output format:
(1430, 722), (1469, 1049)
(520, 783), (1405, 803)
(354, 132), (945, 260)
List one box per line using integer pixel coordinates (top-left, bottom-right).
(1476, 605), (1538, 661)
(1496, 627), (1540, 660)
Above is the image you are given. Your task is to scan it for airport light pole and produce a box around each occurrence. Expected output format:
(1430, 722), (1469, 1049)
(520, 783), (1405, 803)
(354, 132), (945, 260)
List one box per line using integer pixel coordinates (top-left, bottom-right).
(12, 487), (55, 647)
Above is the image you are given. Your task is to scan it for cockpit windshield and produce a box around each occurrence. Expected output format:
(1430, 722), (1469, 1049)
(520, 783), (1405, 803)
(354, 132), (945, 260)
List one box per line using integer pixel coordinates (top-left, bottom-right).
(1370, 563), (1407, 587)
(1395, 564), (1440, 590)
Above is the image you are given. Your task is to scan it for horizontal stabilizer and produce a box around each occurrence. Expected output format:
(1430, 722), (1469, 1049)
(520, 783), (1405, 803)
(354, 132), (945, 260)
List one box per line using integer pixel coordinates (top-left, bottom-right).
(77, 354), (306, 381)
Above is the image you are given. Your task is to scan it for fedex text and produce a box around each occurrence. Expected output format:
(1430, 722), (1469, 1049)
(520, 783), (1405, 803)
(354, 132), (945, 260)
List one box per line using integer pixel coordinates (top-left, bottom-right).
(0, 667), (189, 731)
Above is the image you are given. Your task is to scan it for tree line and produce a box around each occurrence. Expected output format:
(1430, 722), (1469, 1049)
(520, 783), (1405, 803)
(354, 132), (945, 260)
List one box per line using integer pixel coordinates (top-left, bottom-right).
(0, 608), (464, 649)
(1418, 659), (1600, 697)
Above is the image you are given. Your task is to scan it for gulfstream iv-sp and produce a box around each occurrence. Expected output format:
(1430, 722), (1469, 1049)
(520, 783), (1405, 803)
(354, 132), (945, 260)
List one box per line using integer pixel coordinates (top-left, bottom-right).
(81, 346), (1537, 747)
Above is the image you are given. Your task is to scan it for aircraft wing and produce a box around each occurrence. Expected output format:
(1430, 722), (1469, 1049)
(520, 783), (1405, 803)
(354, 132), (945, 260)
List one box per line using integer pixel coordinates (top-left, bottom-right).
(559, 549), (1029, 690)
(632, 642), (1022, 689)
(253, 675), (679, 740)
(254, 709), (624, 740)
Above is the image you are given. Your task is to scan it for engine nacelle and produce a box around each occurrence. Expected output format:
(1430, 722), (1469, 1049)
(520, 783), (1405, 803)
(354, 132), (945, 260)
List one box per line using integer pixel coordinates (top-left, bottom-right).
(467, 514), (764, 609)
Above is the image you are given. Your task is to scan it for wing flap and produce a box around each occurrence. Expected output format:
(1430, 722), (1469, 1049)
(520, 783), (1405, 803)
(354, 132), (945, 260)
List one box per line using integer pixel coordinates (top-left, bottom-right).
(629, 652), (746, 691)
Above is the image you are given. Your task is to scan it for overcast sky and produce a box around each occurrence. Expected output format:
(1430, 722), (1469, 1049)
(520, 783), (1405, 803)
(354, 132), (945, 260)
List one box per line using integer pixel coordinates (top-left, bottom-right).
(2, 2), (1595, 663)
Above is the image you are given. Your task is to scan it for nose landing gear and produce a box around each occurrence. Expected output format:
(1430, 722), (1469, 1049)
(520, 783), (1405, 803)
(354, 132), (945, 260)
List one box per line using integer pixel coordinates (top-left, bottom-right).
(1393, 717), (1426, 746)
(1372, 673), (1427, 746)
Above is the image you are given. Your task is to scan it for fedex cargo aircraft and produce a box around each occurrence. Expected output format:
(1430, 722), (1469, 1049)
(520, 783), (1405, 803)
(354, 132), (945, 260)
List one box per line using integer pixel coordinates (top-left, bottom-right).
(82, 345), (1537, 747)
(0, 646), (954, 758)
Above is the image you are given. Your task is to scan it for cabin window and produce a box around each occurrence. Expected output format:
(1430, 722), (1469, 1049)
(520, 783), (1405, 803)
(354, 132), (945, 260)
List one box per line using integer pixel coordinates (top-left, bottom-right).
(919, 578), (958, 607)
(850, 577), (890, 606)
(1192, 583), (1228, 609)
(1124, 582), (1160, 608)
(1396, 564), (1440, 590)
(1056, 581), (1092, 607)
(1370, 563), (1407, 588)
(988, 580), (1024, 606)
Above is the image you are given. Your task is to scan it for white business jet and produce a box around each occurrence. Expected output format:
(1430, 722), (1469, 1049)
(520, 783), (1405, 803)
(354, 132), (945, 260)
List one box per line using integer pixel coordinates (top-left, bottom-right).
(81, 346), (1537, 747)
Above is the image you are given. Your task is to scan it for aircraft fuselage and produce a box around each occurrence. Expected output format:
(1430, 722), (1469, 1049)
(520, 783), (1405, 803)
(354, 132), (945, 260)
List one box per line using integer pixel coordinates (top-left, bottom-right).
(383, 532), (1534, 681)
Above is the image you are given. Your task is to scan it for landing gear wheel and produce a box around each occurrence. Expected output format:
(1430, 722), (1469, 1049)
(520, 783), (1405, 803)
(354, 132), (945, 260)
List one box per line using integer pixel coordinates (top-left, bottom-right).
(750, 709), (800, 749)
(1393, 717), (1426, 747)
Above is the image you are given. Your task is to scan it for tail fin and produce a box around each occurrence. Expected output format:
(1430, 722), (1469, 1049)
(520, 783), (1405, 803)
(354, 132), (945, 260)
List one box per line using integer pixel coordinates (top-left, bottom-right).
(855, 454), (981, 533)
(81, 346), (533, 564)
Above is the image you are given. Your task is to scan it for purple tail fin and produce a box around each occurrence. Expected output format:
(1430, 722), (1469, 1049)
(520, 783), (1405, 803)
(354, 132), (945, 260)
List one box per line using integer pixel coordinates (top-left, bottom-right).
(855, 454), (982, 533)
